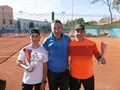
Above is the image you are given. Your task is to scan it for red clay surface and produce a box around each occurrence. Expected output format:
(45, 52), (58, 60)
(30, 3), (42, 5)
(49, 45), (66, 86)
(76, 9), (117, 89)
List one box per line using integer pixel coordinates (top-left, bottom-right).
(0, 33), (120, 90)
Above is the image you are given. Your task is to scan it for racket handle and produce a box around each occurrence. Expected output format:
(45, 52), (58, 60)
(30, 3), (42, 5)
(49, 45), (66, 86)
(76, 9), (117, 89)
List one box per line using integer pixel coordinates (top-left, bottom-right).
(98, 60), (102, 65)
(28, 63), (32, 68)
(27, 63), (34, 71)
(98, 57), (104, 65)
(20, 64), (28, 69)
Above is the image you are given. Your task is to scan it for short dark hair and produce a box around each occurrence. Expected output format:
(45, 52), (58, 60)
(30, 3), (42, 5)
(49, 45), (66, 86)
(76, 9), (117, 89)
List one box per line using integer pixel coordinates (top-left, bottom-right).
(51, 19), (62, 25)
(30, 28), (40, 35)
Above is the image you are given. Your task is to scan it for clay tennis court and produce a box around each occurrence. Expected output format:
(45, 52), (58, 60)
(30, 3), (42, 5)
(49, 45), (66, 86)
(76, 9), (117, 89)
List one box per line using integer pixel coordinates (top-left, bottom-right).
(0, 33), (120, 90)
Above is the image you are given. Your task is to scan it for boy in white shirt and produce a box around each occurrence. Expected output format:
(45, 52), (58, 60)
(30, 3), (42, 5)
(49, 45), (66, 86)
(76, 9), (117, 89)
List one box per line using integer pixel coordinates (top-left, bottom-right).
(17, 29), (48, 90)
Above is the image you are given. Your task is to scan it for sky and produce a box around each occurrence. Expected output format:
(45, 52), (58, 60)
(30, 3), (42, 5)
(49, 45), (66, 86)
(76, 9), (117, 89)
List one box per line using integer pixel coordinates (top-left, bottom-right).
(0, 0), (120, 22)
(0, 0), (120, 15)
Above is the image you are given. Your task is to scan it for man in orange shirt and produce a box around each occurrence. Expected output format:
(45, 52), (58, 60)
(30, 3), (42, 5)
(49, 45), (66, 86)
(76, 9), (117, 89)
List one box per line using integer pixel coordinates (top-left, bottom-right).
(69, 24), (106, 90)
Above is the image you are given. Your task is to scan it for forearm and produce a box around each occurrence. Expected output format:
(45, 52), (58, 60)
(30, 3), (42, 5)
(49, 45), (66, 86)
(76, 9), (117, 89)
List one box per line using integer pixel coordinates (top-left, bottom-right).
(17, 60), (26, 68)
(17, 60), (32, 70)
(42, 62), (48, 82)
(40, 62), (48, 90)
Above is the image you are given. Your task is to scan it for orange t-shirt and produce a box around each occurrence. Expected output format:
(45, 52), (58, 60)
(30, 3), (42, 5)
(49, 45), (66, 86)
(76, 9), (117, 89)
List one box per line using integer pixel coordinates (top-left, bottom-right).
(69, 38), (100, 79)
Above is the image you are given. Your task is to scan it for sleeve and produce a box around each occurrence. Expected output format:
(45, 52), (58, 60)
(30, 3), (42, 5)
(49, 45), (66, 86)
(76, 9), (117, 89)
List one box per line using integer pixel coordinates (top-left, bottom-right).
(43, 38), (49, 51)
(42, 47), (48, 62)
(17, 48), (26, 62)
(93, 43), (100, 56)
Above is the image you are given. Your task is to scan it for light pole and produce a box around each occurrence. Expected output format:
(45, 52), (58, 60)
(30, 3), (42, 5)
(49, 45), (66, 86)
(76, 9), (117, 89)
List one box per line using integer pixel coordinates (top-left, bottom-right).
(71, 0), (74, 31)
(62, 12), (65, 24)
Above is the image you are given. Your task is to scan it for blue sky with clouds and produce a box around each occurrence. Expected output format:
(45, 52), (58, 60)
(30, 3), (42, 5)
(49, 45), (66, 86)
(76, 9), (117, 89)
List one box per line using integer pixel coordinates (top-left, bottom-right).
(0, 0), (119, 15)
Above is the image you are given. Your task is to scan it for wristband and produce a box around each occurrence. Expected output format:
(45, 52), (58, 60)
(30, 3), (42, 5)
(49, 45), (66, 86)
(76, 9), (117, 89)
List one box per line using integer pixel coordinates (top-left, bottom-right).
(42, 80), (47, 83)
(98, 56), (102, 60)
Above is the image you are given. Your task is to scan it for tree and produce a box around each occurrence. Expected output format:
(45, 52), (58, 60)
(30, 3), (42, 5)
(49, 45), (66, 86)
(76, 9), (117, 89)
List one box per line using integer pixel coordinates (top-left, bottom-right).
(112, 0), (120, 13)
(29, 21), (34, 29)
(75, 18), (85, 25)
(17, 20), (21, 29)
(40, 25), (51, 32)
(65, 18), (85, 28)
(91, 0), (113, 24)
(86, 21), (98, 25)
(65, 20), (71, 26)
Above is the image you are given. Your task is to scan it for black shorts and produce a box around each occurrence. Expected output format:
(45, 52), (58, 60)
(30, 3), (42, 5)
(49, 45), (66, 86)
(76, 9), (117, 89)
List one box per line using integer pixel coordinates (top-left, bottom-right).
(22, 82), (41, 90)
(69, 75), (94, 90)
(48, 69), (70, 90)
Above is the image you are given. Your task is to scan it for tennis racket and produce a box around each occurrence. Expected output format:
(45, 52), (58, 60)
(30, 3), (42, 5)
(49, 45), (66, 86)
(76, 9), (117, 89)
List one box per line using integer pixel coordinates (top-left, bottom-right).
(23, 48), (33, 70)
(98, 41), (107, 64)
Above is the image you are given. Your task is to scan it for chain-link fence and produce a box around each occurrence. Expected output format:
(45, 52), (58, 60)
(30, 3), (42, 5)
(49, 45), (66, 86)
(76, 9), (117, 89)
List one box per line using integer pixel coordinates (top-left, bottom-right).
(0, 12), (120, 90)
(1, 12), (120, 36)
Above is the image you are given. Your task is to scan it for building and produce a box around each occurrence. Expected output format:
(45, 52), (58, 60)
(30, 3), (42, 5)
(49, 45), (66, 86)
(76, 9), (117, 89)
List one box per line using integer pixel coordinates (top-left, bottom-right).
(16, 18), (50, 32)
(0, 5), (14, 29)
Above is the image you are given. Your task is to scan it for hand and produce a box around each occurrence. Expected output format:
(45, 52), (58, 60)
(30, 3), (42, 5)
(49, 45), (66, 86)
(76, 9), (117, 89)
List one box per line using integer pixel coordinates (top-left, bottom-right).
(26, 67), (34, 72)
(98, 57), (106, 65)
(40, 83), (46, 90)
